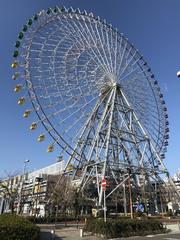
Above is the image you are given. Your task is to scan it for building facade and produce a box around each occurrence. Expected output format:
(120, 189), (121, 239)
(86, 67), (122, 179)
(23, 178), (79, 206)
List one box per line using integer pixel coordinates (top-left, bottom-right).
(0, 161), (64, 216)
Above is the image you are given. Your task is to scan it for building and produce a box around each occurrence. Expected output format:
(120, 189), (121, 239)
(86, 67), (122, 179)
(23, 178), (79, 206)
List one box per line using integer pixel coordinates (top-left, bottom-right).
(0, 161), (64, 216)
(167, 170), (180, 213)
(1, 160), (180, 216)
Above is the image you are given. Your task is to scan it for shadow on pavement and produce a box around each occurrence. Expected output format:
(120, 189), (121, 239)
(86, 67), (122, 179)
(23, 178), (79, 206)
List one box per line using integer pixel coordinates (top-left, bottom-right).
(40, 231), (64, 240)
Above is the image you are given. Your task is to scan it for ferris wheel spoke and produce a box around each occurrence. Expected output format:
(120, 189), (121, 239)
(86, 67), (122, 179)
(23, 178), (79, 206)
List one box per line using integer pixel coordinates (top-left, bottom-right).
(113, 29), (118, 76)
(62, 113), (87, 138)
(76, 18), (111, 74)
(116, 41), (128, 78)
(119, 65), (141, 82)
(63, 20), (89, 55)
(48, 116), (86, 147)
(93, 21), (113, 74)
(36, 95), (97, 133)
(105, 25), (114, 74)
(67, 19), (103, 69)
(30, 100), (77, 156)
(118, 49), (140, 78)
(56, 18), (86, 52)
(119, 62), (151, 84)
(84, 20), (112, 74)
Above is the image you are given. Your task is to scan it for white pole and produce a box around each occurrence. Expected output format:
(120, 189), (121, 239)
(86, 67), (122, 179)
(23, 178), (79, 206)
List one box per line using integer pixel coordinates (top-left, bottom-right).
(17, 160), (30, 214)
(123, 183), (127, 216)
(104, 190), (107, 222)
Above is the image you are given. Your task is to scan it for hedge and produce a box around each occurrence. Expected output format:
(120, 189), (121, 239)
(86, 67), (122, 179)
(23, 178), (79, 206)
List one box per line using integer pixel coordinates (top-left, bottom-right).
(26, 215), (87, 223)
(84, 218), (167, 238)
(0, 214), (40, 240)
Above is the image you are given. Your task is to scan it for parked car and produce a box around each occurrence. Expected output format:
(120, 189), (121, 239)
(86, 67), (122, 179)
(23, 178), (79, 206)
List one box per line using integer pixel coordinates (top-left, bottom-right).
(175, 210), (180, 216)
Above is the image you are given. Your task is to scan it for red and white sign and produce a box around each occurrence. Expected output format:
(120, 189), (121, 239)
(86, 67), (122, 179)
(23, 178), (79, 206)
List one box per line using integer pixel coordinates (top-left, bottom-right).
(101, 178), (106, 191)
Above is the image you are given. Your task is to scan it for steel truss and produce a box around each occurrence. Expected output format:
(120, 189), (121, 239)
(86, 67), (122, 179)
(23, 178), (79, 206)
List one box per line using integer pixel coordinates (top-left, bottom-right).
(64, 83), (180, 210)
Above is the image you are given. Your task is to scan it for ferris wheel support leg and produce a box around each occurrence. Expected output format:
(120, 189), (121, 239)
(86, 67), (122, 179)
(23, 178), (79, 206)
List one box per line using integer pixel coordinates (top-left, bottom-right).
(119, 88), (174, 210)
(81, 165), (95, 191)
(64, 92), (109, 174)
(121, 89), (172, 169)
(99, 87), (116, 206)
(86, 89), (114, 164)
(95, 164), (100, 196)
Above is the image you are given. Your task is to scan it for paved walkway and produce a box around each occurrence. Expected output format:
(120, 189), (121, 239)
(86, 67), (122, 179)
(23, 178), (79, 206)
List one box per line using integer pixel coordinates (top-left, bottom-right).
(40, 223), (180, 240)
(40, 227), (101, 240)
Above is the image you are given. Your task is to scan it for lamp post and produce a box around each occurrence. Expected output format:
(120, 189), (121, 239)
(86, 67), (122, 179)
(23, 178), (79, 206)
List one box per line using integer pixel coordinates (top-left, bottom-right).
(17, 159), (30, 214)
(177, 71), (180, 78)
(23, 160), (30, 177)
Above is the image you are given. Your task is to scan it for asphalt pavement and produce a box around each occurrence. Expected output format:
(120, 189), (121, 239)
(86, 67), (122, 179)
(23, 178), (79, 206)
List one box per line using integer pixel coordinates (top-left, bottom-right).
(40, 223), (180, 240)
(120, 233), (180, 239)
(40, 227), (101, 240)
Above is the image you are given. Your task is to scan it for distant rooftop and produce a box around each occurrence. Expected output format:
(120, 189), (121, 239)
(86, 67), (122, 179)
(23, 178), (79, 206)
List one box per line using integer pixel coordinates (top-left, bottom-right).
(28, 161), (64, 180)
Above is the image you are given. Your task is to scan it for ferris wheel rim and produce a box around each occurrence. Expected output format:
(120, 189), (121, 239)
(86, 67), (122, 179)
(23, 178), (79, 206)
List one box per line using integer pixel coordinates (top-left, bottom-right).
(12, 6), (169, 160)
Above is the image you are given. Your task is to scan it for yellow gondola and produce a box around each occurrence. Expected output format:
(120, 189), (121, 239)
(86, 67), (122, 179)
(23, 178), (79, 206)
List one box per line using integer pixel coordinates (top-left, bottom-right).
(37, 134), (45, 142)
(47, 145), (54, 152)
(23, 110), (31, 118)
(11, 61), (18, 68)
(18, 97), (25, 105)
(29, 122), (37, 130)
(14, 85), (22, 93)
(67, 163), (74, 171)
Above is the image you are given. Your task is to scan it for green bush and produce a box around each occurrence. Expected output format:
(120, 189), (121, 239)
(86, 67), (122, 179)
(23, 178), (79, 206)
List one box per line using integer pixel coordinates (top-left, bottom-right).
(0, 214), (40, 240)
(26, 215), (87, 224)
(84, 218), (166, 238)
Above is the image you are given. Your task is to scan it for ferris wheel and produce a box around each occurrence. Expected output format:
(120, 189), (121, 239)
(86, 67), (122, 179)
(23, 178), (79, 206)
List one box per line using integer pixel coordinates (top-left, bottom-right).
(12, 6), (171, 206)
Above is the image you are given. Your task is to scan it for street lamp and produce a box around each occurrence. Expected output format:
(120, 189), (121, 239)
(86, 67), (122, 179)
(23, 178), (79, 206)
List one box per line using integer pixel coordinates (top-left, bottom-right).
(17, 159), (30, 214)
(177, 71), (180, 78)
(23, 160), (30, 178)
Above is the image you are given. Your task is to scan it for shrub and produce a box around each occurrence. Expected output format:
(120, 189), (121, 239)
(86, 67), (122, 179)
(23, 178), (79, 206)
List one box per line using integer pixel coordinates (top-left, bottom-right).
(26, 214), (88, 224)
(84, 218), (167, 238)
(0, 214), (40, 240)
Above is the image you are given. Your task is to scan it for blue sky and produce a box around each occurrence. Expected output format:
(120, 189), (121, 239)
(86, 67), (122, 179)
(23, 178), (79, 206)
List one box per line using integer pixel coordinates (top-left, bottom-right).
(0, 0), (180, 177)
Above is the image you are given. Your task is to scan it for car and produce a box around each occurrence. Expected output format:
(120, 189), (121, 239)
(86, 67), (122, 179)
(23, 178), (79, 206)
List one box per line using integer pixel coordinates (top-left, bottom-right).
(175, 210), (180, 216)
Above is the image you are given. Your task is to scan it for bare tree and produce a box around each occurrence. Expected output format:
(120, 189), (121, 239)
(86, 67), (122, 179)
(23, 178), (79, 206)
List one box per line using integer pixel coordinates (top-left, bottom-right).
(46, 174), (75, 218)
(0, 171), (21, 214)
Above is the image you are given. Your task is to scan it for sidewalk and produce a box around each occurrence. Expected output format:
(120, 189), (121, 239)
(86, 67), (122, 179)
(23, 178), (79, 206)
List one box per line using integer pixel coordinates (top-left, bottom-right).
(165, 222), (180, 233)
(40, 223), (180, 240)
(40, 227), (101, 240)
